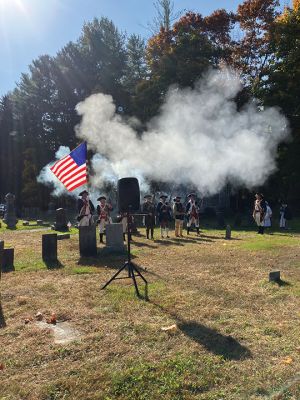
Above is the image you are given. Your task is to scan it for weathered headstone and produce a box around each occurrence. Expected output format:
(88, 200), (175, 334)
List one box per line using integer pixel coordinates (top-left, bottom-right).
(269, 271), (281, 283)
(23, 221), (29, 226)
(42, 234), (57, 262)
(106, 223), (125, 252)
(79, 225), (97, 257)
(37, 220), (43, 225)
(4, 193), (18, 229)
(53, 208), (68, 231)
(225, 225), (231, 240)
(2, 248), (15, 272)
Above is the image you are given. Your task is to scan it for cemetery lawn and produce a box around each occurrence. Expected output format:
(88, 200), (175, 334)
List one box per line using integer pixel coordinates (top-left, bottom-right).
(1, 226), (300, 399)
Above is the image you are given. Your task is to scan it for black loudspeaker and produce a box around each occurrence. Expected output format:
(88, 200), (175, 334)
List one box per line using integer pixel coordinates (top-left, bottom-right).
(117, 177), (140, 212)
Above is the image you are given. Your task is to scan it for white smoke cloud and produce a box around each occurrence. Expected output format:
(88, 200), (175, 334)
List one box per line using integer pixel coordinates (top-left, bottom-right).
(75, 69), (289, 196)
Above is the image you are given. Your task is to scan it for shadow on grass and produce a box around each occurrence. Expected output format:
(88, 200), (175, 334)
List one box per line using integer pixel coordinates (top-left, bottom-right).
(43, 259), (64, 269)
(272, 279), (291, 287)
(0, 301), (6, 328)
(151, 302), (251, 361)
(178, 321), (251, 360)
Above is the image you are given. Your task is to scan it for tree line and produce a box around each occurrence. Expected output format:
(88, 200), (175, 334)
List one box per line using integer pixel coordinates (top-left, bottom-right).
(0, 0), (299, 211)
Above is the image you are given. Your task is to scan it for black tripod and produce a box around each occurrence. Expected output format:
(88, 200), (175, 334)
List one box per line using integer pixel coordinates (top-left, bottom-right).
(101, 211), (148, 298)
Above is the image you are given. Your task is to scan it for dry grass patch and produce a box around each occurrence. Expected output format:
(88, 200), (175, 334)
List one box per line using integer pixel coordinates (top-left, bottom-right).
(0, 227), (300, 399)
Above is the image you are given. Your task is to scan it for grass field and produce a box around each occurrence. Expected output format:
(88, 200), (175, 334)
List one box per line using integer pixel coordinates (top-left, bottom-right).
(1, 222), (300, 399)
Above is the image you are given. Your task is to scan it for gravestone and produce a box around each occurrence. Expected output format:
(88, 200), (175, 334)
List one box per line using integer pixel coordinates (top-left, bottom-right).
(53, 208), (68, 231)
(23, 221), (29, 226)
(4, 193), (18, 229)
(79, 225), (97, 257)
(106, 223), (125, 252)
(269, 271), (281, 283)
(225, 225), (231, 240)
(2, 248), (15, 272)
(0, 241), (4, 278)
(42, 234), (57, 262)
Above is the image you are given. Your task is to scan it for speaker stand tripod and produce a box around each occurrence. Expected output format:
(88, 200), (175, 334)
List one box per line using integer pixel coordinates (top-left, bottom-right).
(101, 211), (148, 298)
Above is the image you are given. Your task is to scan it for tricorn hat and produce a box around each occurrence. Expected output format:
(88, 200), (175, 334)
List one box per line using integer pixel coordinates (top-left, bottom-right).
(188, 193), (196, 198)
(97, 196), (106, 201)
(160, 194), (168, 199)
(144, 194), (152, 199)
(79, 190), (88, 196)
(173, 196), (181, 201)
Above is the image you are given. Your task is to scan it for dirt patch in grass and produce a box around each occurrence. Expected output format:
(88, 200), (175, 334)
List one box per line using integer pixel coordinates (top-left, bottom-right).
(1, 227), (300, 399)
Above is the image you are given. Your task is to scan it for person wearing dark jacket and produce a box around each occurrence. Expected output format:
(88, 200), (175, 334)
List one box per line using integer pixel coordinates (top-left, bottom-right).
(142, 195), (156, 239)
(156, 195), (172, 238)
(186, 193), (200, 235)
(173, 196), (185, 237)
(77, 190), (95, 226)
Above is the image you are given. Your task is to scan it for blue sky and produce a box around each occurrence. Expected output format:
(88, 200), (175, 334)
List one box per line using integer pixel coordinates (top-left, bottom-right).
(0, 0), (291, 96)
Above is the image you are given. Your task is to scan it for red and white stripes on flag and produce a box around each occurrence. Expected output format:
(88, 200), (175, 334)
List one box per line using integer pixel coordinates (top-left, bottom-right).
(50, 142), (88, 192)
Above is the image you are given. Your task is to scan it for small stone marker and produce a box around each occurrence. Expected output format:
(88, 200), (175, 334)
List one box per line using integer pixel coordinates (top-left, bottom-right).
(22, 221), (29, 226)
(36, 220), (43, 225)
(79, 225), (97, 257)
(269, 271), (281, 283)
(105, 223), (125, 252)
(57, 234), (70, 240)
(42, 234), (58, 262)
(2, 248), (15, 272)
(225, 225), (231, 240)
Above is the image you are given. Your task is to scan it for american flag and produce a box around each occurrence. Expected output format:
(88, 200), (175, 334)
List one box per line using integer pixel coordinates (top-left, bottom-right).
(50, 142), (88, 191)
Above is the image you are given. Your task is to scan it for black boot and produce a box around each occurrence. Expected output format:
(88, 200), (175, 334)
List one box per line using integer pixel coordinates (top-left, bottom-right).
(196, 227), (200, 235)
(187, 227), (190, 235)
(261, 226), (264, 235)
(146, 228), (149, 239)
(100, 233), (104, 243)
(151, 228), (154, 240)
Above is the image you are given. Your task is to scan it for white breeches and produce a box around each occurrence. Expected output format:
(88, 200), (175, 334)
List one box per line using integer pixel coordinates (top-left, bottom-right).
(187, 216), (199, 228)
(121, 217), (127, 233)
(280, 214), (286, 228)
(254, 213), (264, 227)
(78, 216), (92, 227)
(99, 218), (111, 233)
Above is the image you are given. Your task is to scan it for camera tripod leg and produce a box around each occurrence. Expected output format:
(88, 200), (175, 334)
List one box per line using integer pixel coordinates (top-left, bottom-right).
(129, 264), (140, 297)
(101, 261), (129, 290)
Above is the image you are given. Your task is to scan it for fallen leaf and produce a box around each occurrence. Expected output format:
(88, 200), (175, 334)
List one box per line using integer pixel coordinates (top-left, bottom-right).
(161, 324), (177, 333)
(0, 363), (4, 371)
(282, 356), (293, 365)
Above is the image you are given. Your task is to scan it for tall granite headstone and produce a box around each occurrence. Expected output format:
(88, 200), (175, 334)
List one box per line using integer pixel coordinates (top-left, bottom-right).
(42, 234), (57, 262)
(106, 223), (125, 252)
(2, 248), (15, 272)
(79, 225), (97, 257)
(53, 208), (68, 231)
(4, 193), (18, 229)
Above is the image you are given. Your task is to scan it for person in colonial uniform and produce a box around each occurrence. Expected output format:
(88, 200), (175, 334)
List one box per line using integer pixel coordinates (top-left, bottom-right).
(252, 193), (267, 234)
(97, 196), (113, 243)
(173, 196), (185, 237)
(77, 190), (95, 227)
(156, 195), (172, 238)
(142, 195), (156, 240)
(186, 193), (200, 235)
